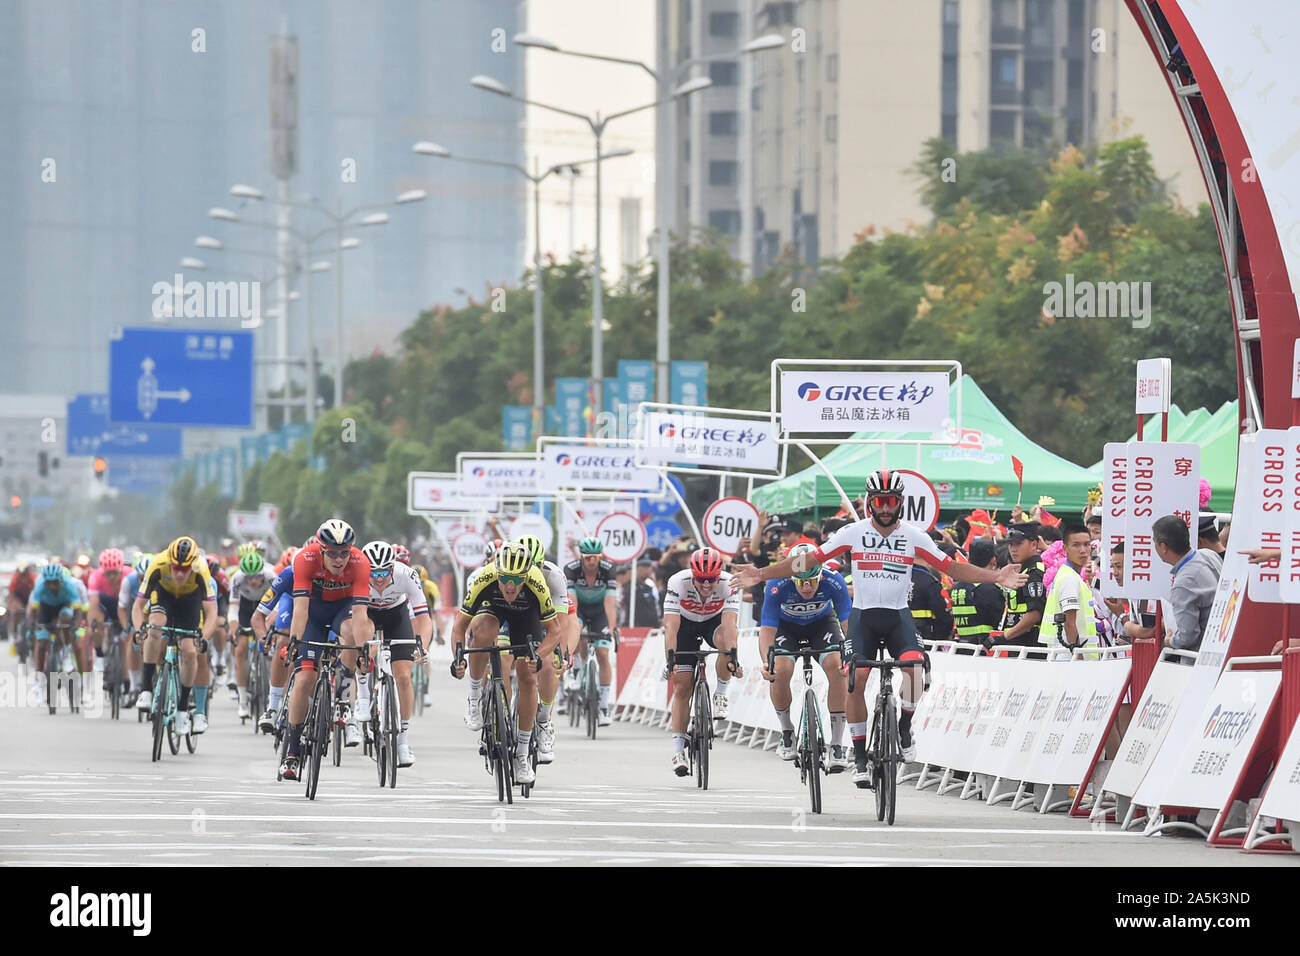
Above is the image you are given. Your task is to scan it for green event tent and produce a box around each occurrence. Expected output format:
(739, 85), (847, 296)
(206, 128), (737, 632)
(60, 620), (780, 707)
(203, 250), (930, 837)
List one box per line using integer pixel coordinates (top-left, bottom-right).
(751, 376), (1100, 517)
(1086, 400), (1238, 514)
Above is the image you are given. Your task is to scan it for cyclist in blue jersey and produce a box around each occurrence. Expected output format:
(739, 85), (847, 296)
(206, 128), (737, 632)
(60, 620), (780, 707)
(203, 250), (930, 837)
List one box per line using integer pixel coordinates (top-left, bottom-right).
(28, 563), (89, 693)
(252, 560), (296, 733)
(118, 553), (152, 705)
(758, 544), (853, 770)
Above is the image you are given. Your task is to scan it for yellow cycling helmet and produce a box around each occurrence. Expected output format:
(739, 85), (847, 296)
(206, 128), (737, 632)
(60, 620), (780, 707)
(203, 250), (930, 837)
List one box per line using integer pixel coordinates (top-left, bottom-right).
(414, 564), (429, 581)
(166, 536), (200, 567)
(494, 543), (532, 577)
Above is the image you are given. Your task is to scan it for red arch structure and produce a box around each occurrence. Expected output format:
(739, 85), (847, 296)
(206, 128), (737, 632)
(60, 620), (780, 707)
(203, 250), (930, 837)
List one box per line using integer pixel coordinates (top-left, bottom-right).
(1125, 0), (1300, 846)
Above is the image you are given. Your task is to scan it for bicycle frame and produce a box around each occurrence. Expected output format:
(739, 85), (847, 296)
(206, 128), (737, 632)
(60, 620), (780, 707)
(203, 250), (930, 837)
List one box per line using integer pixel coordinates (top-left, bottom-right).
(452, 640), (538, 804)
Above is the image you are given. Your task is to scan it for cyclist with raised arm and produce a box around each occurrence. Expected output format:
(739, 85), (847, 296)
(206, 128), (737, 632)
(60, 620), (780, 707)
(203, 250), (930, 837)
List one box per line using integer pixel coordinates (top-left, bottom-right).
(517, 533), (572, 764)
(278, 520), (373, 781)
(449, 542), (563, 787)
(757, 543), (852, 770)
(662, 548), (743, 777)
(735, 469), (1026, 786)
(360, 541), (431, 767)
(132, 538), (220, 734)
(564, 537), (619, 726)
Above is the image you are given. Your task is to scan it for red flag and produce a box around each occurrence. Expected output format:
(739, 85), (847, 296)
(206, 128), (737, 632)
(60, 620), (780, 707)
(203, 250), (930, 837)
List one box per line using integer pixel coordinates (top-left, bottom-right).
(1012, 455), (1024, 489)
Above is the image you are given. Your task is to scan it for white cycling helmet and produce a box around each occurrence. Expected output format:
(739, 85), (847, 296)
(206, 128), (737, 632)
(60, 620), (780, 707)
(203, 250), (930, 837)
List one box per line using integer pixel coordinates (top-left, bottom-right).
(362, 540), (395, 572)
(317, 518), (355, 549)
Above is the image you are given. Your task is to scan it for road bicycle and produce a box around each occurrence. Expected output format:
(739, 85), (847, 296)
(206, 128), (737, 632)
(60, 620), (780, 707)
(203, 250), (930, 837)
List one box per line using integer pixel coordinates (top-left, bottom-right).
(289, 636), (365, 800)
(43, 621), (81, 716)
(452, 640), (539, 803)
(667, 647), (738, 791)
(847, 653), (914, 826)
(141, 624), (202, 762)
(767, 644), (832, 814)
(361, 633), (416, 789)
(96, 620), (130, 720)
(244, 627), (270, 731)
(574, 622), (615, 739)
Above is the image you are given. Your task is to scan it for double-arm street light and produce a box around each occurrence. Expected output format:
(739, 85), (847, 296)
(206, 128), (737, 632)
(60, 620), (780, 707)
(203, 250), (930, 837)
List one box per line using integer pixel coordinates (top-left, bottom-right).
(470, 73), (711, 419)
(413, 141), (633, 436)
(227, 185), (427, 409)
(511, 32), (785, 405)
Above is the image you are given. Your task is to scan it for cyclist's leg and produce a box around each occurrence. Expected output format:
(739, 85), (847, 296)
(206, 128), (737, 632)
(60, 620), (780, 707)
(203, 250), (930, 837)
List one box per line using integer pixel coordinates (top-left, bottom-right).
(465, 611), (501, 708)
(820, 616), (848, 748)
(846, 608), (884, 774)
(286, 602), (333, 759)
(140, 601), (168, 697)
(510, 617), (543, 759)
(32, 607), (52, 674)
(708, 612), (739, 711)
(266, 595), (293, 715)
(885, 610), (926, 753)
(768, 624), (797, 723)
(670, 620), (703, 748)
(384, 607), (416, 724)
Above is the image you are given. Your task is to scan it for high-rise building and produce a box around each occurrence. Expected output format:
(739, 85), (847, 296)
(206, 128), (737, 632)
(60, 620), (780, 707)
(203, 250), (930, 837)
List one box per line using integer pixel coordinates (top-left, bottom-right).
(667, 0), (1204, 272)
(0, 1), (526, 401)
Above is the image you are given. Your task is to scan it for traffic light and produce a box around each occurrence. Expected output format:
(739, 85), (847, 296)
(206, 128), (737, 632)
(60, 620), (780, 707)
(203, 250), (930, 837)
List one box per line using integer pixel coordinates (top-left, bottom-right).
(93, 457), (107, 481)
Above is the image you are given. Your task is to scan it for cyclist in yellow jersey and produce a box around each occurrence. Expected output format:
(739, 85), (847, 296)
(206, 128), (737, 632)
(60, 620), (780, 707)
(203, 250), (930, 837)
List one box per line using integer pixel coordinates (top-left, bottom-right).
(414, 565), (441, 707)
(131, 537), (220, 735)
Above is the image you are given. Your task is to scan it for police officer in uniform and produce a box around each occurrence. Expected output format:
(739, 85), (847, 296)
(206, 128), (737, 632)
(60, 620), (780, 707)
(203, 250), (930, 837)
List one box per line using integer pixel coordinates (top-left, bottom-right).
(908, 551), (952, 643)
(950, 539), (1005, 652)
(987, 521), (1047, 650)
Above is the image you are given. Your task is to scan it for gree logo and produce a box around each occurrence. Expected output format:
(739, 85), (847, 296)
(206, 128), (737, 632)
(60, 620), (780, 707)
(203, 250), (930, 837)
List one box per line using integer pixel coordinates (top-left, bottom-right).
(658, 422), (677, 437)
(473, 467), (486, 477)
(555, 454), (572, 466)
(797, 382), (822, 401)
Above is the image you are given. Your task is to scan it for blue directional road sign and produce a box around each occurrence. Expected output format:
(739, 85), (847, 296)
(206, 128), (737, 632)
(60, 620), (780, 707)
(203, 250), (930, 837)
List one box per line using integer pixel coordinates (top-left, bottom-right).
(109, 328), (254, 427)
(642, 473), (684, 517)
(66, 394), (183, 459)
(645, 519), (684, 551)
(106, 457), (175, 495)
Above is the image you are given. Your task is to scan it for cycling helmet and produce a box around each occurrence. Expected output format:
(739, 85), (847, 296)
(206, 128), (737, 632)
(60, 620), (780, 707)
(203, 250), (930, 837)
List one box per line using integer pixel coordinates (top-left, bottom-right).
(393, 543), (410, 564)
(281, 546), (300, 566)
(483, 538), (504, 565)
(166, 536), (200, 567)
(362, 541), (395, 573)
(41, 563), (64, 582)
(865, 469), (905, 528)
(205, 554), (221, 574)
(414, 564), (430, 581)
(317, 519), (355, 549)
(690, 548), (725, 580)
(494, 543), (532, 577)
(134, 553), (152, 576)
(578, 536), (603, 556)
(98, 548), (124, 572)
(789, 543), (823, 580)
(236, 542), (256, 560)
(516, 534), (546, 566)
(239, 551), (265, 576)
(76, 553), (91, 569)
(303, 535), (318, 548)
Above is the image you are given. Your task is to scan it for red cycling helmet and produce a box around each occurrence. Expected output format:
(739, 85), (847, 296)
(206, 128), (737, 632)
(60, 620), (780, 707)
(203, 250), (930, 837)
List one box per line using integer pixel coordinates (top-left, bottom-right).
(393, 544), (410, 564)
(689, 548), (724, 580)
(98, 548), (124, 572)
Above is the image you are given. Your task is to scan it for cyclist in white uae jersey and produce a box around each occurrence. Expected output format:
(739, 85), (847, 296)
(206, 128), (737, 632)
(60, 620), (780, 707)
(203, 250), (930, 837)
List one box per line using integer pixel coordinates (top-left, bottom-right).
(735, 469), (1025, 783)
(360, 541), (432, 766)
(662, 549), (744, 776)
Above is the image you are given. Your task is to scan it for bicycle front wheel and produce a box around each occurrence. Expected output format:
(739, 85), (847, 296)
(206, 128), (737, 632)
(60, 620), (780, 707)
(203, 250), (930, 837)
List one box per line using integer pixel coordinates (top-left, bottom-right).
(166, 672), (181, 755)
(693, 679), (711, 790)
(882, 704), (898, 826)
(494, 682), (514, 804)
(585, 659), (599, 739)
(382, 673), (398, 789)
(150, 665), (167, 762)
(44, 642), (59, 715)
(804, 690), (823, 814)
(305, 677), (331, 801)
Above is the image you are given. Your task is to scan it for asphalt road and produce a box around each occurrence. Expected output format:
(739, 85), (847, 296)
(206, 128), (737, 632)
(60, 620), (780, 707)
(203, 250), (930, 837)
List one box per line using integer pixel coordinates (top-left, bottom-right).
(0, 645), (1291, 867)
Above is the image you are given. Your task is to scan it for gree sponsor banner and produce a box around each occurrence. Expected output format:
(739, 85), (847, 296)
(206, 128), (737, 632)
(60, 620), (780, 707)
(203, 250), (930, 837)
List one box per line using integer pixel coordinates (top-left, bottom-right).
(1248, 429), (1289, 602)
(779, 371), (949, 434)
(1122, 442), (1200, 601)
(539, 443), (663, 493)
(639, 411), (778, 472)
(459, 457), (539, 498)
(1258, 712), (1300, 823)
(1104, 658), (1196, 799)
(1160, 668), (1281, 812)
(1134, 358), (1172, 415)
(408, 473), (497, 513)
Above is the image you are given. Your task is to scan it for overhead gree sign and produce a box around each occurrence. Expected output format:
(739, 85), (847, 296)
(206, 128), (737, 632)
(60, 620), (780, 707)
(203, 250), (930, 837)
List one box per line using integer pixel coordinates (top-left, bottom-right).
(779, 371), (949, 433)
(407, 472), (497, 513)
(538, 442), (663, 493)
(458, 456), (539, 498)
(639, 410), (779, 473)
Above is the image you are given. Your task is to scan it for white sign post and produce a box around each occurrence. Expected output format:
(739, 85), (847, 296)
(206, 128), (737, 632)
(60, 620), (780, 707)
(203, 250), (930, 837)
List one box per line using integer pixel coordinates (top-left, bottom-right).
(702, 497), (761, 556)
(1134, 358), (1172, 415)
(595, 512), (647, 563)
(778, 370), (950, 434)
(1122, 442), (1200, 601)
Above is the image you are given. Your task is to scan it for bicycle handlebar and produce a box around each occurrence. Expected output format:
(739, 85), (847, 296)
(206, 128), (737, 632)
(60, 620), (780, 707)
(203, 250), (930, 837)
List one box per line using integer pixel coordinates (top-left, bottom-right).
(666, 647), (738, 674)
(845, 654), (921, 694)
(450, 640), (540, 678)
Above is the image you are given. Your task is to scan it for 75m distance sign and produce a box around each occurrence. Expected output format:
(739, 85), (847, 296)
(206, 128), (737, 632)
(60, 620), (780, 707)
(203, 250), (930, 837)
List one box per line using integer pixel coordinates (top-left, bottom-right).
(595, 512), (647, 563)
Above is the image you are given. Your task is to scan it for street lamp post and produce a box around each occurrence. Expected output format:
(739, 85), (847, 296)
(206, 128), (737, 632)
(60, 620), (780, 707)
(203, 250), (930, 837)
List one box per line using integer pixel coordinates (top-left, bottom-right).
(512, 32), (784, 404)
(413, 141), (633, 435)
(471, 74), (709, 420)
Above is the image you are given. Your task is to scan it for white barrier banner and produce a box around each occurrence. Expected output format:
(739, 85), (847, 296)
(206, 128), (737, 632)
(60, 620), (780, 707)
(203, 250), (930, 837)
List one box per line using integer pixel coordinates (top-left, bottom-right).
(459, 458), (539, 498)
(998, 667), (1068, 781)
(1122, 442), (1200, 601)
(932, 655), (1001, 772)
(968, 659), (1040, 777)
(1258, 712), (1300, 823)
(1281, 426), (1300, 603)
(1022, 657), (1130, 786)
(615, 631), (667, 711)
(724, 632), (782, 732)
(1103, 658), (1195, 799)
(540, 443), (662, 493)
(1160, 668), (1282, 812)
(913, 653), (966, 765)
(1248, 429), (1288, 602)
(779, 371), (949, 434)
(640, 411), (779, 472)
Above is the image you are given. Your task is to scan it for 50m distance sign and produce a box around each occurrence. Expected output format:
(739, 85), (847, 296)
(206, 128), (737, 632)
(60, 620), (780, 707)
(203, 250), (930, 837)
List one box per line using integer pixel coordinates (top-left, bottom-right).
(703, 497), (760, 556)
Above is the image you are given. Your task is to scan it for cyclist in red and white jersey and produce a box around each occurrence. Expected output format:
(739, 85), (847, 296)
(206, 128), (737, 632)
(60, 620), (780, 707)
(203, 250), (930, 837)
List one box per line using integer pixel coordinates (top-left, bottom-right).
(736, 469), (1025, 784)
(662, 548), (744, 777)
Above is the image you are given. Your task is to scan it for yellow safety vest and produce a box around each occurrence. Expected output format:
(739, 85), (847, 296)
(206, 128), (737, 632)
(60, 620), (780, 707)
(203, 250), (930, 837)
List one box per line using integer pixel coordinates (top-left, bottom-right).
(1038, 563), (1097, 653)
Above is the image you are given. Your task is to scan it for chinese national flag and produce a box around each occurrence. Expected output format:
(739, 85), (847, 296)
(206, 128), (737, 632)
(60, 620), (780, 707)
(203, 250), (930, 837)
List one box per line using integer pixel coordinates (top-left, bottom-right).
(1012, 455), (1024, 490)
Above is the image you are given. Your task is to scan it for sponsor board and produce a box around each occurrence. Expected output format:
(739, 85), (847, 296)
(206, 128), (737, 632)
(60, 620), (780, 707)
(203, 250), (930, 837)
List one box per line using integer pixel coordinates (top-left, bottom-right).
(459, 457), (539, 498)
(539, 443), (663, 493)
(639, 411), (779, 472)
(779, 371), (949, 434)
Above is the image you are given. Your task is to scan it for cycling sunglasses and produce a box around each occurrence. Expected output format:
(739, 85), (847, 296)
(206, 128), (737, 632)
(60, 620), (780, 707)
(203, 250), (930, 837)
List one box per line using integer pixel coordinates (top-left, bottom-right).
(322, 547), (351, 559)
(498, 573), (526, 586)
(693, 574), (720, 583)
(370, 568), (391, 580)
(870, 495), (902, 510)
